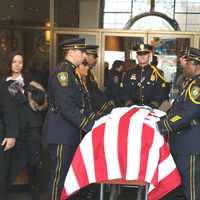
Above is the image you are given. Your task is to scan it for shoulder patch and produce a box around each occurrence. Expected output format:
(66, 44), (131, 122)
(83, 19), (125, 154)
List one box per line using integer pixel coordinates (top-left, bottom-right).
(191, 86), (200, 100)
(57, 72), (68, 87)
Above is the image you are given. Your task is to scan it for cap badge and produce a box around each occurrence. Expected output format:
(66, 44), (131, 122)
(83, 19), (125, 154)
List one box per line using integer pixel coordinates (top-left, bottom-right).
(140, 44), (144, 51)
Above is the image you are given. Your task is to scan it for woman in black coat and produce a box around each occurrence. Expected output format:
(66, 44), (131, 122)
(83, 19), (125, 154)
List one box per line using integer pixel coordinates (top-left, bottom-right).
(0, 79), (18, 200)
(3, 51), (47, 200)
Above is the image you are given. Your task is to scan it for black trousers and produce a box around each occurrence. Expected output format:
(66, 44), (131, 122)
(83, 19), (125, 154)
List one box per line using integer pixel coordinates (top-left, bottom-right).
(0, 145), (13, 199)
(174, 154), (200, 200)
(48, 144), (77, 200)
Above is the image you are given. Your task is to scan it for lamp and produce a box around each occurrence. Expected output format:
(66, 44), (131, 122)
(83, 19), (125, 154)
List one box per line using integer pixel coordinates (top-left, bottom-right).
(45, 21), (51, 43)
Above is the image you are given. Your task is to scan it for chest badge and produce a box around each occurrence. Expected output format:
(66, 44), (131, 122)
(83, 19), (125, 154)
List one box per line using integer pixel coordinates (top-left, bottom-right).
(130, 74), (136, 80)
(57, 72), (68, 87)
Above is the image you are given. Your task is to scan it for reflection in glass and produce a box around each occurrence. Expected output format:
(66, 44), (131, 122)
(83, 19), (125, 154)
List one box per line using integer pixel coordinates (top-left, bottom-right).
(104, 36), (144, 69)
(149, 37), (190, 99)
(0, 29), (49, 87)
(55, 0), (100, 28)
(54, 0), (79, 27)
(0, 0), (49, 26)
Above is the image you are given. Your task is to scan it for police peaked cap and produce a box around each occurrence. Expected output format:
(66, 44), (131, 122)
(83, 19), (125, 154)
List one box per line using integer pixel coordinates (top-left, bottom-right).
(185, 47), (200, 65)
(134, 44), (153, 54)
(59, 38), (86, 50)
(86, 44), (99, 56)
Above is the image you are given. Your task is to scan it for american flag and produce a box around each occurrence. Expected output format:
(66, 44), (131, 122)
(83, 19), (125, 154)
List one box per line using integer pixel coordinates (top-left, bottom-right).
(61, 106), (181, 200)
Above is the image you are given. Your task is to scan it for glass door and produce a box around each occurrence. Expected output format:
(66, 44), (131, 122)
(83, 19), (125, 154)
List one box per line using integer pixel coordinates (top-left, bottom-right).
(101, 31), (146, 88)
(148, 32), (194, 99)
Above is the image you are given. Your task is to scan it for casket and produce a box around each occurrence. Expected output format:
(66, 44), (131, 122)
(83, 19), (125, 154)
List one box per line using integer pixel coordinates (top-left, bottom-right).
(61, 106), (181, 200)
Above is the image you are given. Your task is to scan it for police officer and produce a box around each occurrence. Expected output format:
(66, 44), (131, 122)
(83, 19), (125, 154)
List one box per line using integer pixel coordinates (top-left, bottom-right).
(85, 44), (99, 97)
(0, 79), (18, 199)
(157, 47), (200, 199)
(43, 38), (95, 200)
(122, 44), (167, 108)
(85, 45), (114, 115)
(75, 62), (94, 120)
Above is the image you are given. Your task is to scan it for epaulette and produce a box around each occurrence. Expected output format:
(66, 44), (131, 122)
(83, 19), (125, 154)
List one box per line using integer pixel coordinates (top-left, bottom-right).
(150, 65), (167, 82)
(186, 80), (200, 104)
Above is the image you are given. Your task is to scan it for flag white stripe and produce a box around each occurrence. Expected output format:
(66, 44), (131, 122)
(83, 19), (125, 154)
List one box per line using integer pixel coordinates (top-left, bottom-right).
(62, 106), (180, 200)
(148, 183), (155, 193)
(145, 127), (164, 183)
(126, 109), (150, 180)
(158, 154), (177, 182)
(79, 132), (96, 183)
(64, 166), (79, 194)
(104, 114), (122, 179)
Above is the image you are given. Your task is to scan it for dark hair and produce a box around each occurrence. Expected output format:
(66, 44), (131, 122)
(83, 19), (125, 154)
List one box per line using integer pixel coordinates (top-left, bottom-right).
(5, 51), (30, 83)
(111, 60), (124, 71)
(6, 51), (24, 77)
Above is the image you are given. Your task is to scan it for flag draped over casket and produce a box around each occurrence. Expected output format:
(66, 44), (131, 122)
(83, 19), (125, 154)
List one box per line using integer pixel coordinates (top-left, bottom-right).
(61, 106), (181, 200)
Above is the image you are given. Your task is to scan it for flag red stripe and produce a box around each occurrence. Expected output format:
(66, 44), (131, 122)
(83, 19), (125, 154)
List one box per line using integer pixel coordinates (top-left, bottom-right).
(117, 107), (140, 178)
(159, 141), (171, 162)
(62, 107), (181, 200)
(92, 123), (108, 182)
(71, 147), (89, 188)
(139, 123), (154, 180)
(60, 187), (67, 200)
(149, 169), (181, 200)
(151, 165), (159, 186)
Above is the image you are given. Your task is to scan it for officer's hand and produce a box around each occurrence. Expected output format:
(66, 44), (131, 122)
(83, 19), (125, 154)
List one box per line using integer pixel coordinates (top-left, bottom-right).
(1, 138), (16, 151)
(156, 120), (168, 136)
(125, 100), (133, 107)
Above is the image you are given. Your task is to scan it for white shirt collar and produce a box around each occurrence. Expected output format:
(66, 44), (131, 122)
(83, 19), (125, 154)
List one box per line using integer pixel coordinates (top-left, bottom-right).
(6, 74), (24, 82)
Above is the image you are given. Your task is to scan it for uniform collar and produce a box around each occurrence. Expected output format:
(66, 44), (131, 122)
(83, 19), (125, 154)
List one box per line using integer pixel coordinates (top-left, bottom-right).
(64, 59), (77, 70)
(136, 64), (150, 70)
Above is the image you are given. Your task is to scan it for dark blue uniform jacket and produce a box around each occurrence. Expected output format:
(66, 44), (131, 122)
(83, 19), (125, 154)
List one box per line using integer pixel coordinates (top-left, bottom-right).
(122, 64), (166, 108)
(43, 60), (94, 146)
(158, 75), (200, 154)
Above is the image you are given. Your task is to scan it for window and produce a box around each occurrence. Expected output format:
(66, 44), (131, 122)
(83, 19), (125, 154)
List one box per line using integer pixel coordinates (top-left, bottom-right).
(103, 0), (200, 31)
